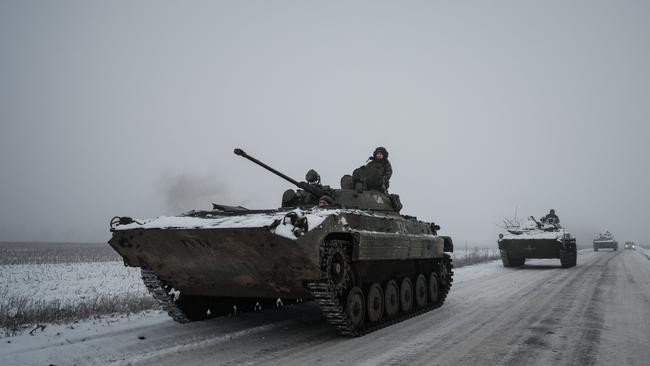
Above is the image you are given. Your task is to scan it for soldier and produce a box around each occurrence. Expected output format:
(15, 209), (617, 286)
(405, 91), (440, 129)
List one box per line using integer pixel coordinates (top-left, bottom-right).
(543, 209), (560, 225)
(318, 195), (335, 208)
(366, 147), (393, 192)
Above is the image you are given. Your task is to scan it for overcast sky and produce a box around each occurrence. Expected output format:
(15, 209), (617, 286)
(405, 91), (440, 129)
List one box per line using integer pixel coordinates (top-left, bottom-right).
(1, 0), (649, 247)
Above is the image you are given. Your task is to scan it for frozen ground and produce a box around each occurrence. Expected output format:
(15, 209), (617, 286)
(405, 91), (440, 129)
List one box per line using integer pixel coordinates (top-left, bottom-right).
(0, 242), (121, 265)
(450, 247), (501, 267)
(0, 262), (148, 305)
(0, 242), (155, 335)
(2, 248), (649, 365)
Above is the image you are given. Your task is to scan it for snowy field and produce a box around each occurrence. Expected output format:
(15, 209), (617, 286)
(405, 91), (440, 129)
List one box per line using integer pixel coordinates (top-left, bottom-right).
(0, 242), (121, 265)
(0, 242), (155, 337)
(450, 247), (501, 267)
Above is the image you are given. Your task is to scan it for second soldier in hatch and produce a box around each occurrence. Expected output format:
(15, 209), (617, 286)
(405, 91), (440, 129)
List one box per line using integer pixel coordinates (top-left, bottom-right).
(366, 147), (393, 193)
(542, 209), (560, 225)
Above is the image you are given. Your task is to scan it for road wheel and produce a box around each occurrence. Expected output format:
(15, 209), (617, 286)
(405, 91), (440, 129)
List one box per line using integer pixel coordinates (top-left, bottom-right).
(346, 287), (365, 328)
(429, 272), (440, 304)
(325, 241), (352, 294)
(415, 274), (427, 308)
(439, 261), (449, 286)
(400, 277), (413, 313)
(366, 283), (384, 323)
(384, 280), (399, 318)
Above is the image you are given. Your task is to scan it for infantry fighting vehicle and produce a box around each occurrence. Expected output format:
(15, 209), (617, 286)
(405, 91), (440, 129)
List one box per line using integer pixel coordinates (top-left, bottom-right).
(108, 148), (454, 336)
(624, 241), (636, 250)
(498, 216), (577, 268)
(593, 232), (618, 251)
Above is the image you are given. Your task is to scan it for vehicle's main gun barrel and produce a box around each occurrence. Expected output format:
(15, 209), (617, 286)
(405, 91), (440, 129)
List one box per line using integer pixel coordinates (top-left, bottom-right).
(529, 216), (542, 229)
(234, 148), (324, 198)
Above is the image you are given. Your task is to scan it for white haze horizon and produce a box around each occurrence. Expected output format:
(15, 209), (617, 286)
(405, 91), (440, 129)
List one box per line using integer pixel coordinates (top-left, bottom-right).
(1, 1), (649, 248)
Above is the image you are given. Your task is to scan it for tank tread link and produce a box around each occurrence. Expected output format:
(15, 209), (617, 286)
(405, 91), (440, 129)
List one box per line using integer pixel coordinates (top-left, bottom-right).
(307, 240), (453, 336)
(141, 269), (192, 323)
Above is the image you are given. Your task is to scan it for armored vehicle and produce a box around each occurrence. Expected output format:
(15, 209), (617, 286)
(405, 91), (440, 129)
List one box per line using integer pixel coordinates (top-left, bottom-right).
(108, 148), (454, 336)
(498, 216), (577, 268)
(593, 232), (617, 251)
(624, 241), (636, 250)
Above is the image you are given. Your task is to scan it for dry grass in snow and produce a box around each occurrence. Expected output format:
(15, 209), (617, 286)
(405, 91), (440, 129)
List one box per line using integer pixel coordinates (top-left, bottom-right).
(451, 248), (501, 268)
(0, 242), (156, 336)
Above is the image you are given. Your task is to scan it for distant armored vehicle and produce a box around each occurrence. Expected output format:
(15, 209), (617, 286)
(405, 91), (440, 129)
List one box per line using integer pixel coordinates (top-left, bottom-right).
(624, 241), (636, 250)
(108, 148), (454, 336)
(593, 232), (618, 251)
(498, 216), (577, 268)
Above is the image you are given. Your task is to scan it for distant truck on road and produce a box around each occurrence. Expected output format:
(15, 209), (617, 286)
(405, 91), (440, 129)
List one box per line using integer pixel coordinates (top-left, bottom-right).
(624, 241), (636, 250)
(593, 232), (618, 251)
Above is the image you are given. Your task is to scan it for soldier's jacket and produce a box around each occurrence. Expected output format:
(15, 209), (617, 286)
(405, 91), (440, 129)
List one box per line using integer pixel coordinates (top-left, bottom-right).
(366, 159), (393, 189)
(543, 213), (560, 224)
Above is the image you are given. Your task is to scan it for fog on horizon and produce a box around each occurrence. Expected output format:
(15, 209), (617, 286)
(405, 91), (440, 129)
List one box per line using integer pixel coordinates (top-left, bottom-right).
(1, 1), (649, 248)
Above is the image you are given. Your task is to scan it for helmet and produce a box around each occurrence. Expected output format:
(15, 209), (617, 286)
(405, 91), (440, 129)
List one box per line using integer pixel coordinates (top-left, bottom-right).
(373, 146), (388, 159)
(318, 195), (334, 208)
(550, 209), (555, 214)
(305, 169), (321, 184)
(319, 195), (334, 204)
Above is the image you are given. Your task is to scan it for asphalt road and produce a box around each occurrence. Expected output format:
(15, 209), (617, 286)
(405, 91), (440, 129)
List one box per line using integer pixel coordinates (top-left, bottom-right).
(7, 249), (650, 366)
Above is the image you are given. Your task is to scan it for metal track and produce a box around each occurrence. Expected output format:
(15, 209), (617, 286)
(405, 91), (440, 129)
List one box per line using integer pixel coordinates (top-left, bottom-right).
(307, 241), (454, 336)
(141, 269), (191, 323)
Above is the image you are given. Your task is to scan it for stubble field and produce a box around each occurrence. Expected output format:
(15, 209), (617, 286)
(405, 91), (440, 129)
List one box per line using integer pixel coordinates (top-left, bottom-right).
(0, 242), (156, 336)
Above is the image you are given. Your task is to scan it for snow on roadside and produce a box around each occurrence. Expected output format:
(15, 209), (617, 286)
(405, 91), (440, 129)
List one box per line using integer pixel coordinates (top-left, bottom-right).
(1, 310), (168, 356)
(636, 246), (650, 260)
(0, 261), (154, 336)
(451, 248), (501, 268)
(0, 262), (148, 307)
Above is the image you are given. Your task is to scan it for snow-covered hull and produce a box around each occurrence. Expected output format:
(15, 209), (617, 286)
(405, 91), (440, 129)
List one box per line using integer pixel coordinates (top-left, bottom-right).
(109, 226), (322, 299)
(593, 240), (618, 251)
(497, 223), (577, 268)
(498, 238), (569, 259)
(109, 207), (454, 335)
(109, 208), (450, 299)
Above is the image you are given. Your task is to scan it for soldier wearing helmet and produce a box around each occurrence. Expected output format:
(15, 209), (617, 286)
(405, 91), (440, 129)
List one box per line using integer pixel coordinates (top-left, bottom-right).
(318, 195), (335, 208)
(365, 146), (393, 192)
(542, 209), (560, 225)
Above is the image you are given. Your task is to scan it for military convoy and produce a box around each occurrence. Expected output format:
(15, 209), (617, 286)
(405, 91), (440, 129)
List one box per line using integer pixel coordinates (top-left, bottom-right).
(109, 145), (642, 337)
(497, 216), (577, 268)
(109, 148), (454, 336)
(593, 232), (618, 251)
